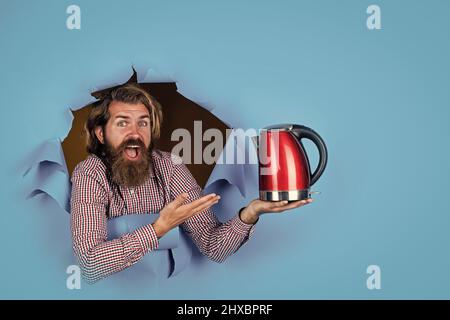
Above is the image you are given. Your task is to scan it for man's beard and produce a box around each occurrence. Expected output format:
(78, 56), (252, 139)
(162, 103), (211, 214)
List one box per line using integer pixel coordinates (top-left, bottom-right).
(103, 138), (153, 188)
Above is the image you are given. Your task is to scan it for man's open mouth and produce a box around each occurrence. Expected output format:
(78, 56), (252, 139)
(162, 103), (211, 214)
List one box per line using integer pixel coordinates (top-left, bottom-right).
(123, 145), (141, 160)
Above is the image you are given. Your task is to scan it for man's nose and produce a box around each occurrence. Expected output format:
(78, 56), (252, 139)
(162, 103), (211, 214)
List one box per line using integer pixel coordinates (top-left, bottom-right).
(127, 122), (141, 138)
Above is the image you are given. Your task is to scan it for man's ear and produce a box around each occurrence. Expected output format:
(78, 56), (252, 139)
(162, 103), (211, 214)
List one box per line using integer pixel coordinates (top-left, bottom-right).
(94, 126), (105, 144)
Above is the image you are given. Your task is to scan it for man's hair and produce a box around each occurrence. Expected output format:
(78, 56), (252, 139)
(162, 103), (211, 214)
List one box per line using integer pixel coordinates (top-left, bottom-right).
(84, 83), (163, 157)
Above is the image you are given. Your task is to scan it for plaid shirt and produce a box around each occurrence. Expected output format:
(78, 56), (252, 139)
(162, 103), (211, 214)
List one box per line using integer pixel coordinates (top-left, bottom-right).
(70, 149), (255, 283)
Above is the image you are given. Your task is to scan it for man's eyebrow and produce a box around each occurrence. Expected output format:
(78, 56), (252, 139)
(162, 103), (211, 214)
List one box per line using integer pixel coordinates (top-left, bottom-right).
(114, 115), (131, 120)
(113, 114), (150, 120)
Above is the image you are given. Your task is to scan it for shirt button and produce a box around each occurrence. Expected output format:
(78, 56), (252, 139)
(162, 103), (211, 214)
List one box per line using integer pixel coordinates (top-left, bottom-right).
(130, 189), (134, 195)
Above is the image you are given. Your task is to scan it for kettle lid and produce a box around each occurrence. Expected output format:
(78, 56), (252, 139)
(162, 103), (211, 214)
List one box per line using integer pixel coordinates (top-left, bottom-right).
(261, 123), (294, 131)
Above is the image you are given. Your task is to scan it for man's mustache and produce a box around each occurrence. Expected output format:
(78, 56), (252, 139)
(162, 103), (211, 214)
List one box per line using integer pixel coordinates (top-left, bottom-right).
(117, 138), (146, 151)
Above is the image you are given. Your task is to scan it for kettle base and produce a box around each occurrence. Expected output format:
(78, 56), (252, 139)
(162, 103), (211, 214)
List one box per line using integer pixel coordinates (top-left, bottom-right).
(259, 189), (310, 201)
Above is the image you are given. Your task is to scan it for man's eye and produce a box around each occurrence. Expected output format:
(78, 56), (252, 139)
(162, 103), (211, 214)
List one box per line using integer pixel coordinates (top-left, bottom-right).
(139, 121), (149, 127)
(117, 121), (127, 127)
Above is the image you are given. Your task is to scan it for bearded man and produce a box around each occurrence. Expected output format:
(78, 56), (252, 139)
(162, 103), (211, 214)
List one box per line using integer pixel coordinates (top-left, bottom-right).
(70, 83), (311, 283)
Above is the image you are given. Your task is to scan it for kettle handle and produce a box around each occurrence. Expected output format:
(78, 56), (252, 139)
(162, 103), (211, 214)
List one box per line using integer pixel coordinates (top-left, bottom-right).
(291, 125), (328, 186)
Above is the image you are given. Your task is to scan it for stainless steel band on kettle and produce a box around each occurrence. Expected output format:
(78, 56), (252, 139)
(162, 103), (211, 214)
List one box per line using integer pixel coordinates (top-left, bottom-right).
(260, 189), (310, 201)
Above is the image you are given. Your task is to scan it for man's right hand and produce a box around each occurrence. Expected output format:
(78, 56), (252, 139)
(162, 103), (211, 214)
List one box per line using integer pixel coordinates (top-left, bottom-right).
(151, 193), (221, 238)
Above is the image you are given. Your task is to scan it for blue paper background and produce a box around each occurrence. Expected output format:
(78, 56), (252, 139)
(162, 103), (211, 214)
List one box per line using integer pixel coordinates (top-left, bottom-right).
(1, 0), (450, 299)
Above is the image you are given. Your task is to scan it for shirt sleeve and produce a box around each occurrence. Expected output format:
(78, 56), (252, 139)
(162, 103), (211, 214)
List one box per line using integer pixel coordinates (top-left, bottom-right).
(70, 167), (159, 283)
(170, 162), (256, 263)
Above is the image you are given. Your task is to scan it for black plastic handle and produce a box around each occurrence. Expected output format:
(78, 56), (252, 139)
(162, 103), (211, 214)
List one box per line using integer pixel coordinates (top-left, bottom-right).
(291, 125), (328, 186)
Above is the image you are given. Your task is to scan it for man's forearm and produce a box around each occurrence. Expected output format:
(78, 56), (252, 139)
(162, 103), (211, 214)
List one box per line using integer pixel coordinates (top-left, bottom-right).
(73, 223), (158, 283)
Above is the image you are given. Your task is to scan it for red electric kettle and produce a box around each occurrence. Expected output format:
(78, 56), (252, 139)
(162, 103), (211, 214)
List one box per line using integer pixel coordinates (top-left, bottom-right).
(258, 124), (328, 201)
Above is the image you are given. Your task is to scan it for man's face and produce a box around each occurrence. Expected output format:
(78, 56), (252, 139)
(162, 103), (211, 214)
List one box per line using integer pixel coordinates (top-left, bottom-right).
(95, 101), (153, 187)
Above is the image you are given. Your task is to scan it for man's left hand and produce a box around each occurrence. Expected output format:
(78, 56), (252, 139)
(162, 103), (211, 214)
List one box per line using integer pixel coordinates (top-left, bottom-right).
(239, 198), (313, 224)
